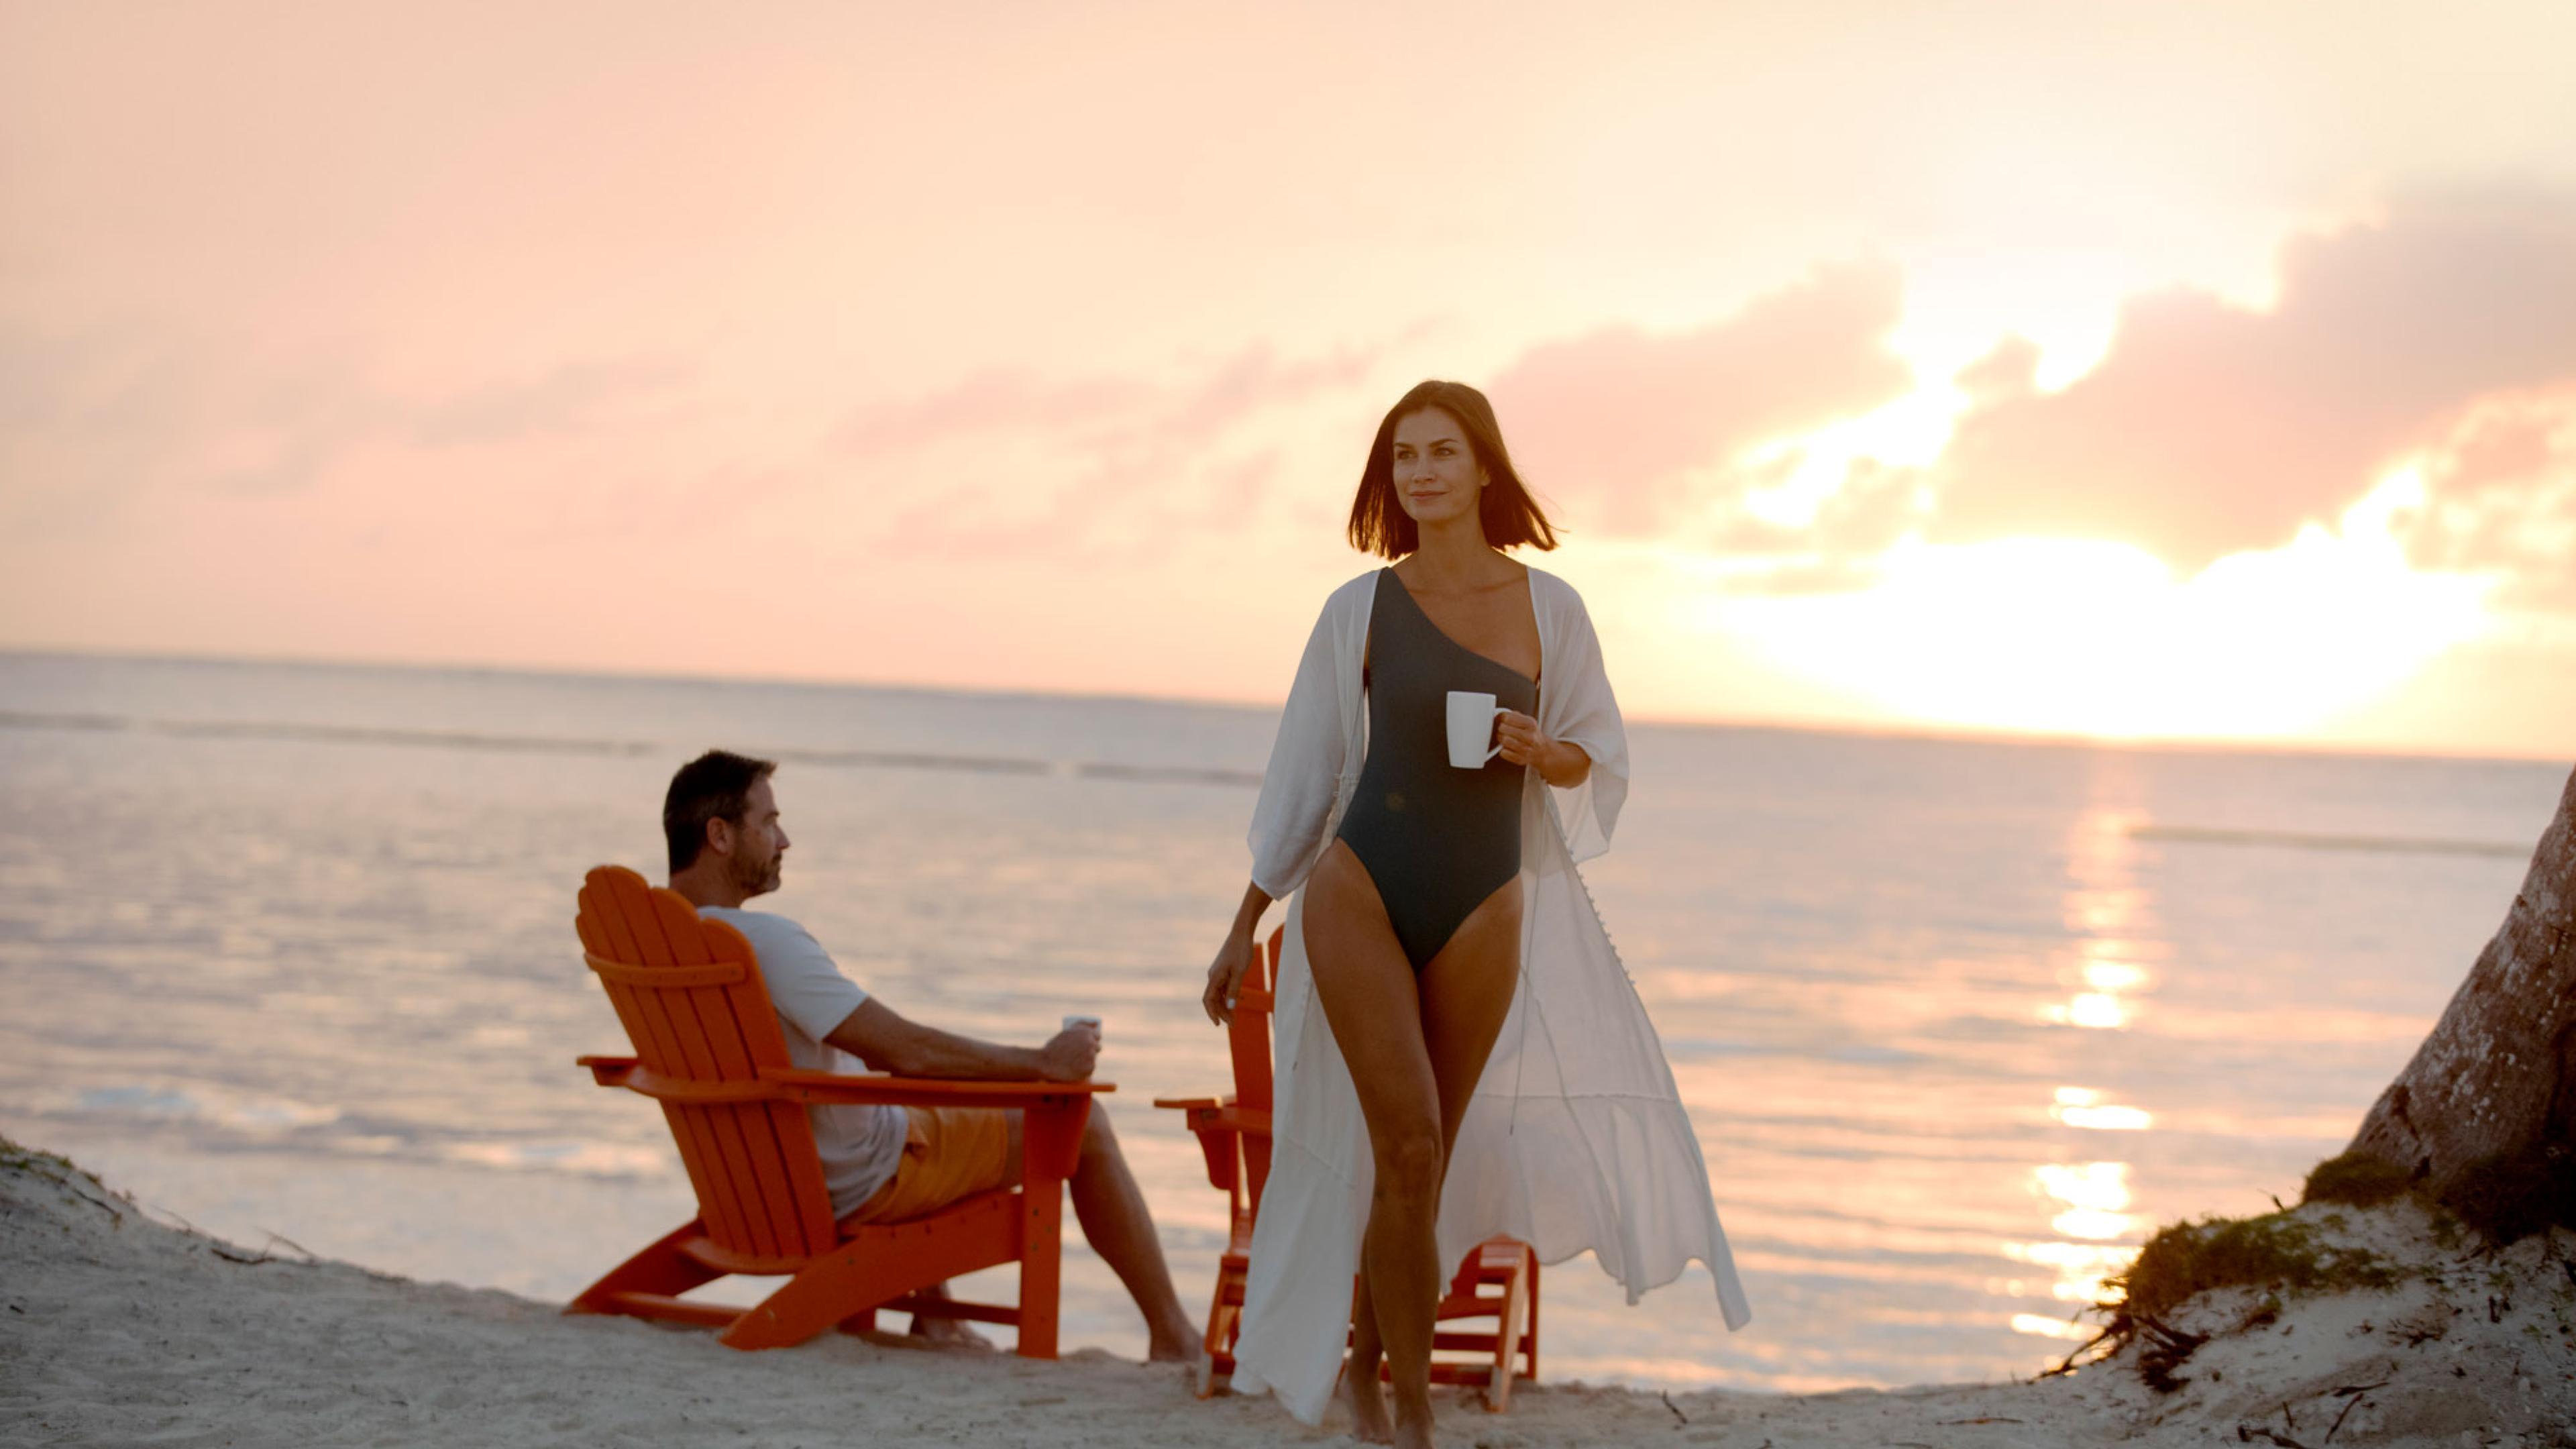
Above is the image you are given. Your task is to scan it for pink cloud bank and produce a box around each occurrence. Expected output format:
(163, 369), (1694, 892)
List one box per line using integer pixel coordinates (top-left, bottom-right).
(1463, 188), (2576, 619)
(1928, 189), (2576, 575)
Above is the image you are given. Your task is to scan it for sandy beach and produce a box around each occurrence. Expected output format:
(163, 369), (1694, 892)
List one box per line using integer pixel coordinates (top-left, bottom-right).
(5, 1140), (2569, 1448)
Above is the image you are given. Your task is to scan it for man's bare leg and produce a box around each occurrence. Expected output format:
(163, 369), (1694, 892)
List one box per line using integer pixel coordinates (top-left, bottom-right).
(1065, 1108), (1199, 1361)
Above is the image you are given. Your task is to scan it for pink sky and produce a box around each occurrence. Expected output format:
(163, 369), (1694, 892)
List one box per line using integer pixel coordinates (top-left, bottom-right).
(5, 2), (2573, 757)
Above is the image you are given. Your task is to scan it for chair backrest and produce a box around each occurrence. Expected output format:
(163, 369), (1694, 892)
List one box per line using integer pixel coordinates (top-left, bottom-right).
(1230, 925), (1283, 1207)
(575, 864), (839, 1266)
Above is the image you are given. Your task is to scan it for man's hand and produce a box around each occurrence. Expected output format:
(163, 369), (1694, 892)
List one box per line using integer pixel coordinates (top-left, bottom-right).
(1037, 1022), (1099, 1081)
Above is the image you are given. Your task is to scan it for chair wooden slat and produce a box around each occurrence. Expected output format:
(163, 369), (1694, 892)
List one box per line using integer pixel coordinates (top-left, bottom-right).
(695, 916), (837, 1246)
(747, 1031), (835, 1248)
(585, 876), (748, 1251)
(576, 913), (665, 1091)
(649, 886), (792, 1263)
(580, 908), (726, 1214)
(679, 914), (818, 1260)
(706, 989), (814, 1252)
(627, 875), (781, 1263)
(607, 877), (761, 1256)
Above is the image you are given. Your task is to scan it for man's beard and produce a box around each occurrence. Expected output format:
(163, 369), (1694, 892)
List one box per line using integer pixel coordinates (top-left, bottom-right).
(726, 850), (781, 895)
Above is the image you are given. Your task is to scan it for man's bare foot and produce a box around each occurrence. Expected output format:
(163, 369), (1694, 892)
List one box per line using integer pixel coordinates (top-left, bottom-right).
(1152, 1342), (1213, 1395)
(1342, 1361), (1393, 1445)
(908, 1315), (995, 1350)
(902, 1283), (994, 1350)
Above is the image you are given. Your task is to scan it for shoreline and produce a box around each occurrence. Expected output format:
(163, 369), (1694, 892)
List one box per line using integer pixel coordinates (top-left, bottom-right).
(7, 1139), (2568, 1447)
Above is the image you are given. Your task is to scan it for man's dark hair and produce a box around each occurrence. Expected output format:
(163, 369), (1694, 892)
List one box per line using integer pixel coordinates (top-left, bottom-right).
(663, 749), (777, 873)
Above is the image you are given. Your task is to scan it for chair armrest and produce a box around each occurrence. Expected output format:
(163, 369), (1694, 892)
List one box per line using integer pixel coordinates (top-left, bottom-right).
(759, 1068), (1114, 1111)
(1201, 1105), (1271, 1137)
(1150, 1095), (1223, 1111)
(578, 1057), (1112, 1110)
(764, 1070), (1105, 1183)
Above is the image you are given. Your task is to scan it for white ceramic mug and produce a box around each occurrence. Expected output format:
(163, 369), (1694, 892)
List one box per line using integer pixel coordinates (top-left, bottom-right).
(1445, 690), (1507, 768)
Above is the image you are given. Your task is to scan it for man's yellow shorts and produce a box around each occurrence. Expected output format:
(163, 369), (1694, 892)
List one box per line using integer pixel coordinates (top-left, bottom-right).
(839, 1107), (1018, 1229)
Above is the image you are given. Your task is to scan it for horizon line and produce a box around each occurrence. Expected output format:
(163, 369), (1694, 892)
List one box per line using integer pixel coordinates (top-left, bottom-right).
(1, 640), (2568, 770)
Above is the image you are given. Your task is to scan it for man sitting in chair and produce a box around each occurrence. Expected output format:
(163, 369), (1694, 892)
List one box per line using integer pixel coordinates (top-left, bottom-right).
(662, 749), (1197, 1362)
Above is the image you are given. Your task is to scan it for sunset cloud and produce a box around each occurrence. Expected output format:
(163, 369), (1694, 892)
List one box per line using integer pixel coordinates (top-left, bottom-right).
(1926, 189), (2576, 572)
(2394, 386), (2576, 612)
(1487, 261), (1913, 535)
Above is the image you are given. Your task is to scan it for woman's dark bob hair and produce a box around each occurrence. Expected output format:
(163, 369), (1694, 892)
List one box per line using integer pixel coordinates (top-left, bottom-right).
(1348, 380), (1558, 558)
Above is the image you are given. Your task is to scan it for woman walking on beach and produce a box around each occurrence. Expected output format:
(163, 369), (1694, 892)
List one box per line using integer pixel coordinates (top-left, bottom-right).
(1202, 380), (1750, 1445)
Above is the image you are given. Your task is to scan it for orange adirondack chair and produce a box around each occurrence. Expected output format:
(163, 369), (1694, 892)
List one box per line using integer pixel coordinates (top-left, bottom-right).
(567, 864), (1107, 1356)
(1155, 926), (1540, 1409)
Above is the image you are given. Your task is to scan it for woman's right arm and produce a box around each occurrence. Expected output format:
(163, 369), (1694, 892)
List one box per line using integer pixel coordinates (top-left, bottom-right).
(1244, 588), (1352, 896)
(1202, 881), (1274, 1024)
(1216, 583), (1353, 1025)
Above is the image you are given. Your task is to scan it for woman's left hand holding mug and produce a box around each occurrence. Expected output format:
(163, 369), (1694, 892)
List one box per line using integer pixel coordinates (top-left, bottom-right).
(1493, 709), (1548, 767)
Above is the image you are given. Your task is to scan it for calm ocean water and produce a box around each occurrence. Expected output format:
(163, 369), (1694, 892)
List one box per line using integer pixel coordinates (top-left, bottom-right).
(0, 651), (2563, 1393)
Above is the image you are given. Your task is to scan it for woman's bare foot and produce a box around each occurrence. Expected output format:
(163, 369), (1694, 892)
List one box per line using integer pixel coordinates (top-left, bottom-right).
(1343, 1360), (1393, 1444)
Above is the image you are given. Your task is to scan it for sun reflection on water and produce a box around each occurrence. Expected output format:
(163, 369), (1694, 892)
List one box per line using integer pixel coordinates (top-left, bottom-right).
(2006, 1152), (2149, 1313)
(2050, 1085), (2153, 1131)
(2039, 808), (2164, 1031)
(2006, 792), (2161, 1340)
(2036, 1161), (2139, 1242)
(2004, 1155), (2148, 1335)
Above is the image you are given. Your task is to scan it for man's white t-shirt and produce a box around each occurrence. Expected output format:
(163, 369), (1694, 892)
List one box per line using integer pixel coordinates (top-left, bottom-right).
(698, 906), (906, 1218)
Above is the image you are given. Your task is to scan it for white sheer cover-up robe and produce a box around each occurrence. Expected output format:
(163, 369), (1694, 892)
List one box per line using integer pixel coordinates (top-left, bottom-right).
(1230, 565), (1752, 1426)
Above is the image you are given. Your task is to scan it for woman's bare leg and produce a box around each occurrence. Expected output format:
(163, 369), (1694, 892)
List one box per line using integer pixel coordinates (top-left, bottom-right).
(1303, 843), (1436, 1445)
(1348, 1269), (1387, 1434)
(1344, 878), (1521, 1438)
(1303, 843), (1521, 1449)
(1419, 877), (1521, 1155)
(1410, 879), (1523, 1414)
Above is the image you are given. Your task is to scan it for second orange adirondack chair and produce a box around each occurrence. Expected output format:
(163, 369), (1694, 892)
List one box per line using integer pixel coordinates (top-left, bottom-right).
(1156, 926), (1541, 1409)
(567, 865), (1108, 1356)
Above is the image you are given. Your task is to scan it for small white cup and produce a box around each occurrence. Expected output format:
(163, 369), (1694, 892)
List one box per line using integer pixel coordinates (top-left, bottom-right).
(1445, 690), (1507, 769)
(1061, 1014), (1102, 1040)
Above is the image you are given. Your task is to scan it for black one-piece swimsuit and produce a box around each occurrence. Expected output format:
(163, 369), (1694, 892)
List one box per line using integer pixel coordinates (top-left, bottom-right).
(1332, 569), (1539, 972)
